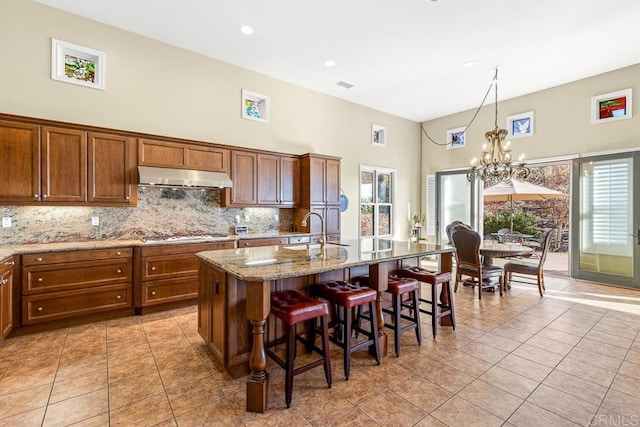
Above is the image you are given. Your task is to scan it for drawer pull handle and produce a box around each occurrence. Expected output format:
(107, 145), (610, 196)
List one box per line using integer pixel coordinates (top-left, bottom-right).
(37, 277), (43, 282)
(116, 295), (122, 299)
(36, 306), (43, 312)
(0, 279), (6, 285)
(151, 291), (156, 296)
(116, 251), (122, 256)
(5, 261), (14, 266)
(151, 267), (156, 271)
(215, 280), (220, 295)
(36, 257), (43, 262)
(116, 269), (122, 274)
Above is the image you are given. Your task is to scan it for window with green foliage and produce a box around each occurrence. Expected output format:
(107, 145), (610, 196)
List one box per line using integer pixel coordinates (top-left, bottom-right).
(360, 167), (394, 238)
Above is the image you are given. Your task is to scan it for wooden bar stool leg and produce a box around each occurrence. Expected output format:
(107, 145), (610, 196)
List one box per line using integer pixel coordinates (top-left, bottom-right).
(285, 324), (296, 408)
(393, 294), (401, 356)
(320, 314), (332, 388)
(413, 290), (422, 345)
(369, 302), (381, 364)
(432, 284), (438, 337)
(344, 306), (352, 380)
(447, 281), (456, 329)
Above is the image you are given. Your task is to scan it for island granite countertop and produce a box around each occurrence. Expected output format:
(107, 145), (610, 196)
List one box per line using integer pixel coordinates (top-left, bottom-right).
(196, 239), (454, 282)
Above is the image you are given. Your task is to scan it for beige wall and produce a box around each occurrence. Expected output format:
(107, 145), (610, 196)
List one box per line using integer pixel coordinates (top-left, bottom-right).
(421, 63), (640, 176)
(0, 0), (421, 240)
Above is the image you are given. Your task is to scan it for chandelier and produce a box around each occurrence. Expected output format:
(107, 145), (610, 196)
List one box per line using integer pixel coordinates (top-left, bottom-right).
(467, 70), (529, 183)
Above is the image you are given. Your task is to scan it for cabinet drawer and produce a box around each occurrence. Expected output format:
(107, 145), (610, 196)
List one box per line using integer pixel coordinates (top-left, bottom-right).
(22, 248), (132, 266)
(142, 277), (198, 306)
(23, 259), (132, 294)
(142, 254), (198, 280)
(22, 284), (132, 325)
(141, 241), (234, 257)
(288, 236), (310, 244)
(238, 237), (289, 248)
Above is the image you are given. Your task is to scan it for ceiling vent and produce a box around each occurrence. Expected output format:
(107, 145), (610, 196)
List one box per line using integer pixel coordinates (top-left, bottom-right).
(336, 81), (354, 89)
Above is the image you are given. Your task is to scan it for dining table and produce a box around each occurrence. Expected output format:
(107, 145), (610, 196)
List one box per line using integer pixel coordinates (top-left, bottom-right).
(480, 242), (534, 266)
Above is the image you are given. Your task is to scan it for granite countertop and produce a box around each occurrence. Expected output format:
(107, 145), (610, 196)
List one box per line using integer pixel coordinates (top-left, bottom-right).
(0, 231), (311, 261)
(196, 239), (453, 282)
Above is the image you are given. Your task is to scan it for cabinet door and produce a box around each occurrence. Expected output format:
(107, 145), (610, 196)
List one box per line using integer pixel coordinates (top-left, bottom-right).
(257, 153), (280, 205)
(325, 205), (341, 235)
(280, 156), (300, 206)
(186, 145), (229, 173)
(41, 127), (87, 203)
(0, 120), (40, 202)
(198, 262), (212, 344)
(210, 268), (226, 360)
(309, 157), (327, 204)
(0, 259), (14, 339)
(325, 158), (341, 205)
(87, 132), (136, 205)
(229, 151), (257, 205)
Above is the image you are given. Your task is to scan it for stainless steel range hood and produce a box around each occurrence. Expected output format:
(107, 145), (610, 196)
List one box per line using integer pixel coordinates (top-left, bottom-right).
(138, 166), (233, 188)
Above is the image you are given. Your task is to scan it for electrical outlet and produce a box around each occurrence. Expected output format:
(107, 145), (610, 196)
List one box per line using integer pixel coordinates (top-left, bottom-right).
(91, 216), (100, 226)
(1, 217), (11, 228)
(235, 215), (240, 224)
(274, 213), (279, 221)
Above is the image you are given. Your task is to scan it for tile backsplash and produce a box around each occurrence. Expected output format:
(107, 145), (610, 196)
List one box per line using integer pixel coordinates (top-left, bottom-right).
(0, 187), (293, 245)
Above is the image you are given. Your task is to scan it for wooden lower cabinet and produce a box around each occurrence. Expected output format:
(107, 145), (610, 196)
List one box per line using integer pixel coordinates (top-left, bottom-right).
(0, 257), (14, 339)
(138, 241), (234, 310)
(21, 248), (134, 325)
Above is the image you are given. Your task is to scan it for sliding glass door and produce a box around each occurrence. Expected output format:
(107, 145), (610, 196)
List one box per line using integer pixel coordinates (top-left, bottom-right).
(572, 152), (640, 288)
(436, 170), (481, 244)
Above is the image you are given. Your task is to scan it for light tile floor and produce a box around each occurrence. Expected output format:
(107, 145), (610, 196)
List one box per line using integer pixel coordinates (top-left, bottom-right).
(1, 275), (639, 426)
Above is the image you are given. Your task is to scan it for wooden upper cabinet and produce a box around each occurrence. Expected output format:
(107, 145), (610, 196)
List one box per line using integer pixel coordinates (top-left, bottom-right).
(138, 138), (229, 173)
(257, 153), (279, 205)
(325, 158), (340, 206)
(87, 132), (136, 205)
(256, 154), (300, 206)
(41, 127), (87, 203)
(307, 155), (340, 206)
(225, 150), (257, 206)
(0, 120), (40, 202)
(280, 156), (300, 206)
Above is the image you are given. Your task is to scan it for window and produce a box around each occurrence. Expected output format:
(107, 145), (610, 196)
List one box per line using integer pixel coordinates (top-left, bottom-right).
(580, 158), (632, 255)
(360, 166), (394, 238)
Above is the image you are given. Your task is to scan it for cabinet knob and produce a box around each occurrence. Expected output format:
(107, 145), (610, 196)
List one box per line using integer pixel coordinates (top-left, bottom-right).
(116, 295), (122, 299)
(116, 251), (122, 256)
(0, 279), (6, 285)
(36, 306), (43, 312)
(37, 277), (43, 282)
(151, 266), (156, 271)
(125, 196), (130, 200)
(116, 269), (122, 274)
(244, 242), (249, 246)
(43, 194), (48, 198)
(34, 194), (39, 198)
(5, 261), (14, 266)
(151, 291), (156, 296)
(36, 257), (43, 262)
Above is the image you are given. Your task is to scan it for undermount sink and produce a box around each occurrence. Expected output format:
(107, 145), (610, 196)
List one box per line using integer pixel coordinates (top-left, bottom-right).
(282, 242), (350, 251)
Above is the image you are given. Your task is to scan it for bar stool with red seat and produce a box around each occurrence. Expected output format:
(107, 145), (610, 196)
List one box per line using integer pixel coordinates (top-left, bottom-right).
(266, 290), (332, 408)
(396, 266), (455, 337)
(355, 274), (421, 357)
(310, 280), (380, 380)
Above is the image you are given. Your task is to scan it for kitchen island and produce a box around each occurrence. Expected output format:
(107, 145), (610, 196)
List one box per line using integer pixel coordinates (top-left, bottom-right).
(196, 239), (454, 413)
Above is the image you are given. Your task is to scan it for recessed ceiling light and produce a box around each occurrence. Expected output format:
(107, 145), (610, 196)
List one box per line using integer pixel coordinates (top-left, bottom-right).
(325, 60), (336, 67)
(337, 81), (354, 89)
(464, 61), (477, 68)
(240, 26), (254, 35)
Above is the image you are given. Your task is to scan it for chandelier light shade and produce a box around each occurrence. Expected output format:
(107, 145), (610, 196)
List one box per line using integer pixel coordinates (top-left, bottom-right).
(467, 70), (530, 183)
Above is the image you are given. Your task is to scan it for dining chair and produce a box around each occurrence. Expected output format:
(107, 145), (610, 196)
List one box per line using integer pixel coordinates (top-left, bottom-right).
(451, 227), (504, 300)
(445, 221), (471, 244)
(503, 228), (555, 296)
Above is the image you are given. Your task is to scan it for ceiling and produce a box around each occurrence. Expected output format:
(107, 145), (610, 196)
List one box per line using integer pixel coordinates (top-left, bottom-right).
(35, 0), (640, 122)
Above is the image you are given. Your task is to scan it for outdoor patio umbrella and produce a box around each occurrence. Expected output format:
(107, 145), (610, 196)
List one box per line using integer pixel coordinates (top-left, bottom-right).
(483, 178), (567, 231)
